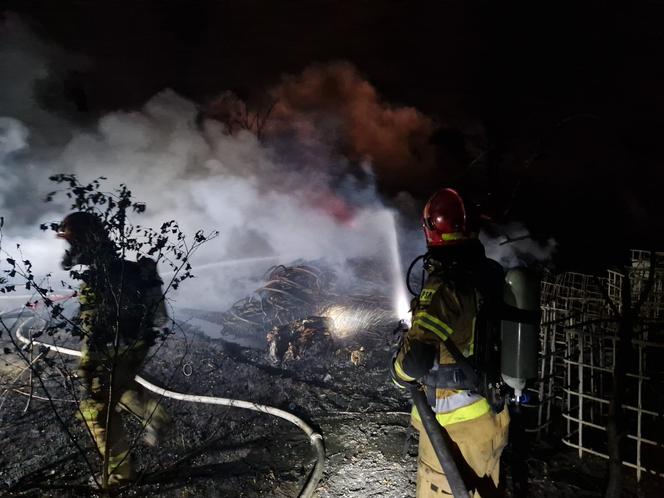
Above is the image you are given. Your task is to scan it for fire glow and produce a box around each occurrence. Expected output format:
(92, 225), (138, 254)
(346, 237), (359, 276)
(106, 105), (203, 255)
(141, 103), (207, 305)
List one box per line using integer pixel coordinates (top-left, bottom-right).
(323, 305), (393, 339)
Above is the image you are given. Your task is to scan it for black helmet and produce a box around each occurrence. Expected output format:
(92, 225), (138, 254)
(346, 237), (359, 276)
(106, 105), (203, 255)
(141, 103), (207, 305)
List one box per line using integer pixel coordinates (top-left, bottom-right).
(57, 212), (107, 245)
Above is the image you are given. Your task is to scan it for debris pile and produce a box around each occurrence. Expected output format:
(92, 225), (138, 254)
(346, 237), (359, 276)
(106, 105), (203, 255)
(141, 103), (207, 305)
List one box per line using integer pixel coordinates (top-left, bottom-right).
(222, 264), (334, 336)
(266, 316), (335, 365)
(221, 262), (396, 362)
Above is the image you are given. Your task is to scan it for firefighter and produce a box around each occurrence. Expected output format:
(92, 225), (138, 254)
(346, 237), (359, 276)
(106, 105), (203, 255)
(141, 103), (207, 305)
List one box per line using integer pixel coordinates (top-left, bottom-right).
(58, 212), (171, 486)
(391, 189), (510, 497)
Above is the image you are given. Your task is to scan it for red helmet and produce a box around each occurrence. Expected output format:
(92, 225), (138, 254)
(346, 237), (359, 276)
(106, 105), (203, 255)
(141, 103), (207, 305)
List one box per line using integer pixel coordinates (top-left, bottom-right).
(422, 188), (470, 247)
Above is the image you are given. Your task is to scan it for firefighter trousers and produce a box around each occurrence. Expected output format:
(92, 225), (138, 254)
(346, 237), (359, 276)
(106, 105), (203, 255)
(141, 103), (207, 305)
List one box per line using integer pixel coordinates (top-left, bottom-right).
(78, 341), (170, 482)
(413, 408), (510, 497)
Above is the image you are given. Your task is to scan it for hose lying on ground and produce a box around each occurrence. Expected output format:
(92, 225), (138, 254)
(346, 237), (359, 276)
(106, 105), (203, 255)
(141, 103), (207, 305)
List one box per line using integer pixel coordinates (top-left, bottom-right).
(13, 316), (325, 498)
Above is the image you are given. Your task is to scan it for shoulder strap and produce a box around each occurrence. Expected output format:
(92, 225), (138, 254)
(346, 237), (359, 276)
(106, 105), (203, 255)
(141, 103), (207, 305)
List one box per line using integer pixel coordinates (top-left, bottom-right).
(432, 258), (505, 393)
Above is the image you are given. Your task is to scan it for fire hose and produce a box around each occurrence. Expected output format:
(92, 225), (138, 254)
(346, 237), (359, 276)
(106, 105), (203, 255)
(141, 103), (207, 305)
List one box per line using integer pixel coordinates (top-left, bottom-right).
(392, 321), (471, 497)
(13, 316), (325, 498)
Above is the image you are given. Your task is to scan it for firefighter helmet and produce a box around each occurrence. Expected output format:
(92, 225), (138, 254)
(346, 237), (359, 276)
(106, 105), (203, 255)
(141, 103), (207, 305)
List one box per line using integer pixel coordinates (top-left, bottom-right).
(422, 188), (471, 247)
(57, 212), (107, 245)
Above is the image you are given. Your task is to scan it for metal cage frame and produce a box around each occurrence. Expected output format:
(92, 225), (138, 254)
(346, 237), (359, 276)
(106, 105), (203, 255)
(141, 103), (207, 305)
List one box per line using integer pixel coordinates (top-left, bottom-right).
(527, 251), (664, 481)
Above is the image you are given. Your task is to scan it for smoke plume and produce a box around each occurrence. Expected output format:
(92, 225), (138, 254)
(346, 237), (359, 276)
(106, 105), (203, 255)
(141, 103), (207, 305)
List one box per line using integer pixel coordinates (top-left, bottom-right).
(205, 62), (439, 194)
(0, 17), (431, 313)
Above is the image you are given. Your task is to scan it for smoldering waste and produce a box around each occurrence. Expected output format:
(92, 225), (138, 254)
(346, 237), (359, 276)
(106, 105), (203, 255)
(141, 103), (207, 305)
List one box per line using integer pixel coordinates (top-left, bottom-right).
(0, 260), (413, 497)
(1, 261), (654, 497)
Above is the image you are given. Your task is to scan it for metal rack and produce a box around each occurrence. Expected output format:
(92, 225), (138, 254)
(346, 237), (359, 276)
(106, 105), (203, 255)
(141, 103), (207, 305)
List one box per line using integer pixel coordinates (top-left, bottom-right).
(527, 251), (664, 481)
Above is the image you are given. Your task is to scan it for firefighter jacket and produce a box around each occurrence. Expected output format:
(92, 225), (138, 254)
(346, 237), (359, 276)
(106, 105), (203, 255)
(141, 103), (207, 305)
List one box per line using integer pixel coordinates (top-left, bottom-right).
(77, 257), (168, 351)
(74, 255), (171, 483)
(392, 265), (491, 427)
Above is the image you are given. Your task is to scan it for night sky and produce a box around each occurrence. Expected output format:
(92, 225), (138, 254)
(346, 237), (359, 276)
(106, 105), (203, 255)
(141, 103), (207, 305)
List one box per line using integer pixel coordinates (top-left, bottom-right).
(4, 0), (664, 270)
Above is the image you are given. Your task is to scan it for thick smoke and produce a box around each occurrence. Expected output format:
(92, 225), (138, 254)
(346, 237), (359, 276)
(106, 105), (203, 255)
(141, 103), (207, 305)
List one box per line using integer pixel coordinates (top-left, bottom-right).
(0, 18), (430, 313)
(1, 17), (555, 318)
(206, 62), (438, 193)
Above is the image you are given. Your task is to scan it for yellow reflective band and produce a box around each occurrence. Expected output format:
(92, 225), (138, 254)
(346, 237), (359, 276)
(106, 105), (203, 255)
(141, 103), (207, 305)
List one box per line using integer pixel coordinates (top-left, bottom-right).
(418, 312), (454, 335)
(78, 287), (94, 304)
(108, 450), (132, 478)
(411, 398), (491, 427)
(394, 359), (416, 382)
(108, 450), (129, 466)
(414, 312), (454, 341)
(414, 319), (448, 341)
(80, 407), (98, 421)
(435, 398), (490, 425)
(441, 232), (463, 241)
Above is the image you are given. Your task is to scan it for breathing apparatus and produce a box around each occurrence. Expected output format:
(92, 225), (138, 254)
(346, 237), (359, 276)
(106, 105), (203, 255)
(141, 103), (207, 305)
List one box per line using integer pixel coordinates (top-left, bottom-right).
(501, 268), (541, 401)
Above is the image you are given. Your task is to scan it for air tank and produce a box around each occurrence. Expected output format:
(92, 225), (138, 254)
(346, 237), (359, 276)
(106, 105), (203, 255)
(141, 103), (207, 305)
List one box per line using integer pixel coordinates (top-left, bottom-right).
(501, 268), (540, 400)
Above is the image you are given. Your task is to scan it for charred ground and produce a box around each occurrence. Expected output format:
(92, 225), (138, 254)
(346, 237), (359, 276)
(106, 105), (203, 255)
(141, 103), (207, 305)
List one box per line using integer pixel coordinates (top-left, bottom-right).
(0, 263), (661, 497)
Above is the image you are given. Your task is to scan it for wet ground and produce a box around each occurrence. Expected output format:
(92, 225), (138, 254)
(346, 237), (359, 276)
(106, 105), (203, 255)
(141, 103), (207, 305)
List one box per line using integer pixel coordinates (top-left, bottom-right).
(1, 309), (663, 497)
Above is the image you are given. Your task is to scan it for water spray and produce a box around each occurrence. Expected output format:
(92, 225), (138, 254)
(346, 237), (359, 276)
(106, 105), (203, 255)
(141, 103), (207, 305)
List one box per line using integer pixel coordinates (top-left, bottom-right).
(381, 210), (411, 326)
(160, 255), (287, 278)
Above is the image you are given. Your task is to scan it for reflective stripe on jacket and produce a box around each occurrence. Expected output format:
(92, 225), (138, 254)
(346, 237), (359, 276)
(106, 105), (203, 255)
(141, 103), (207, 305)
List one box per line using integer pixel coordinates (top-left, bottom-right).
(393, 273), (490, 426)
(411, 397), (490, 427)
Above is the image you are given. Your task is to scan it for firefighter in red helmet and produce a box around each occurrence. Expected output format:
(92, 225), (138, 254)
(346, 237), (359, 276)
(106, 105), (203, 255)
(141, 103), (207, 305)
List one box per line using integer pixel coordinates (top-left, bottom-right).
(391, 188), (510, 497)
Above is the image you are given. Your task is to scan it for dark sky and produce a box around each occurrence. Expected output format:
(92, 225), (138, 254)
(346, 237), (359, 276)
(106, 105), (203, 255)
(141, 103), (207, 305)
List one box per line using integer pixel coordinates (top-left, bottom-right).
(5, 0), (664, 269)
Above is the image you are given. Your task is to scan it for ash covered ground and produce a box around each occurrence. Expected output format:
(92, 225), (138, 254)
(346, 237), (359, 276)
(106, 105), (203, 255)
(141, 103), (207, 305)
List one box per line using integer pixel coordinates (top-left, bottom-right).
(0, 262), (661, 497)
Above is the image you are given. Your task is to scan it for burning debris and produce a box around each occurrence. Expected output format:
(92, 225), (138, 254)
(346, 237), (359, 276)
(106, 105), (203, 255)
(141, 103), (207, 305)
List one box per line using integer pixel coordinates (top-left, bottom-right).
(221, 264), (334, 334)
(349, 347), (365, 366)
(266, 317), (335, 365)
(221, 262), (395, 347)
